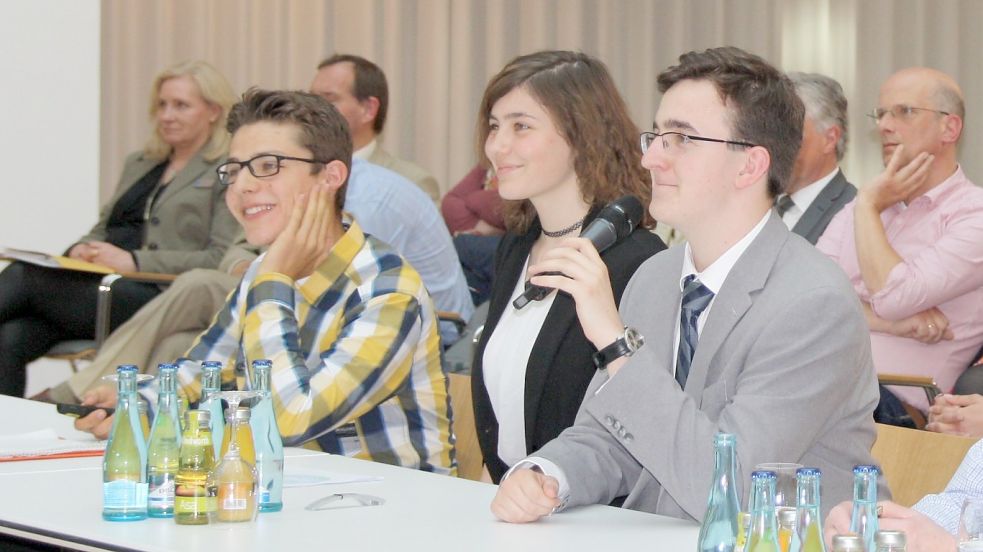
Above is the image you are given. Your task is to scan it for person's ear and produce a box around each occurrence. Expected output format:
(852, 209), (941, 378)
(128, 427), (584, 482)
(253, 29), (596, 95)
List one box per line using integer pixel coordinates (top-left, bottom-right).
(822, 125), (842, 156)
(941, 113), (963, 145)
(735, 146), (770, 190)
(360, 96), (381, 128)
(319, 160), (348, 195)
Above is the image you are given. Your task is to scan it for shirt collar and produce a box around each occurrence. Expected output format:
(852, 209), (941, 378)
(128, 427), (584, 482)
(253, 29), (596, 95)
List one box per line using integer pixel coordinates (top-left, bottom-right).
(786, 166), (840, 210)
(680, 210), (771, 294)
(917, 164), (966, 207)
(353, 139), (378, 161)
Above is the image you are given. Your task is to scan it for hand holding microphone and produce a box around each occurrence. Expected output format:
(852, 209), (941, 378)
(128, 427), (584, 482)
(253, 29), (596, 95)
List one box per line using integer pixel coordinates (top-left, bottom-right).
(513, 195), (644, 310)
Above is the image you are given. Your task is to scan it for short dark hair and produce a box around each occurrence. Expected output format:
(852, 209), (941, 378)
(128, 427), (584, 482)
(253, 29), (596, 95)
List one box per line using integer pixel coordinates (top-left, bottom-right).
(477, 50), (655, 233)
(657, 47), (804, 197)
(318, 54), (389, 134)
(227, 88), (352, 212)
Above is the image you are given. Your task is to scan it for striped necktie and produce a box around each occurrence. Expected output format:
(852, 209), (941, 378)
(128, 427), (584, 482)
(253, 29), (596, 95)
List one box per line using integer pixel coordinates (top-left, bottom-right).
(775, 194), (796, 217)
(676, 275), (715, 388)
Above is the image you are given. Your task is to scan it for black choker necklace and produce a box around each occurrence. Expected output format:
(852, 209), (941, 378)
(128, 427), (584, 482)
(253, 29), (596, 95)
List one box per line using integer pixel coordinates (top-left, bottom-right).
(542, 219), (584, 238)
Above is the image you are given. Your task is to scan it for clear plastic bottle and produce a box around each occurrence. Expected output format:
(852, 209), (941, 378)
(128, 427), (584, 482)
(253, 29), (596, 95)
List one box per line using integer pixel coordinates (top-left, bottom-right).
(796, 467), (827, 552)
(698, 433), (741, 552)
(102, 365), (149, 521)
(250, 360), (284, 513)
(215, 406), (258, 523)
(200, 360), (224, 459)
(849, 465), (880, 551)
(174, 409), (217, 525)
(146, 364), (182, 518)
(746, 471), (781, 552)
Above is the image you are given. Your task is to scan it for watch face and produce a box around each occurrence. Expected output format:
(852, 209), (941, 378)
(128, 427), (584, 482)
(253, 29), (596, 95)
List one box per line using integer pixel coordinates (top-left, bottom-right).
(625, 328), (644, 352)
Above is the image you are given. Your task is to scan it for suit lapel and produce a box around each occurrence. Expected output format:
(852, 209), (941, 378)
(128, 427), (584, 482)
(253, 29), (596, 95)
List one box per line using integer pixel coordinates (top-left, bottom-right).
(153, 152), (214, 208)
(685, 215), (788, 396)
(792, 170), (847, 238)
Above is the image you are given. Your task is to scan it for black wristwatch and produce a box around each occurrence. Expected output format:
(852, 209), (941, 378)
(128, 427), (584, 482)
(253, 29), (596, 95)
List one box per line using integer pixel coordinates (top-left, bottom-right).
(592, 327), (644, 369)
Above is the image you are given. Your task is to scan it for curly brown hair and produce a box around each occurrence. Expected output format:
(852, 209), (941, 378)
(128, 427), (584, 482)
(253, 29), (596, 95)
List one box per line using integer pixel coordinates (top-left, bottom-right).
(477, 50), (655, 234)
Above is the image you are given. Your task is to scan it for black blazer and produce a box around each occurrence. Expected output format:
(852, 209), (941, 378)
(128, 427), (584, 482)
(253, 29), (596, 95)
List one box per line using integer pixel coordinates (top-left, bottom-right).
(472, 213), (666, 482)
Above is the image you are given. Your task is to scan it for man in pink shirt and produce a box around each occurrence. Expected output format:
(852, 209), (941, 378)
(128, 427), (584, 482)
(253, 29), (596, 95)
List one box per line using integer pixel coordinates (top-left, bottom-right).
(817, 67), (983, 420)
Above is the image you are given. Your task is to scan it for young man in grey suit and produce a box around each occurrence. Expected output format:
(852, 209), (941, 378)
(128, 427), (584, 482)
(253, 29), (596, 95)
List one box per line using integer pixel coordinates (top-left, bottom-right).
(777, 72), (857, 245)
(491, 47), (883, 523)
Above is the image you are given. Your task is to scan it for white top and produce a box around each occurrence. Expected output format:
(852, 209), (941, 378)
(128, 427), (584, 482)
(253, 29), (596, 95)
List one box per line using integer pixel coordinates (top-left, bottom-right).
(777, 167), (839, 230)
(483, 256), (557, 466)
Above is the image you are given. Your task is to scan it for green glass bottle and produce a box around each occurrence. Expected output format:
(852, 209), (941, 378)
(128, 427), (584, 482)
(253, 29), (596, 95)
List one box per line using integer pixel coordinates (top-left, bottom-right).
(200, 360), (224, 459)
(146, 364), (182, 518)
(251, 360), (284, 513)
(795, 468), (827, 552)
(746, 471), (781, 552)
(174, 409), (217, 525)
(698, 433), (740, 551)
(102, 365), (148, 521)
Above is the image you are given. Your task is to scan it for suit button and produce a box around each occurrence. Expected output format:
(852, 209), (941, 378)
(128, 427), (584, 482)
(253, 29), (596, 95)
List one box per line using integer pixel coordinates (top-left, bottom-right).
(150, 216), (160, 225)
(617, 428), (626, 438)
(624, 433), (634, 443)
(605, 416), (614, 427)
(148, 243), (158, 250)
(613, 420), (622, 431)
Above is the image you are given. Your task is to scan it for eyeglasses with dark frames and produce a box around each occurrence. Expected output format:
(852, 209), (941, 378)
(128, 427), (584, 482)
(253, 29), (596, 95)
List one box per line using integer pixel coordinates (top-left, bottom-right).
(216, 154), (327, 186)
(640, 131), (757, 154)
(866, 105), (950, 123)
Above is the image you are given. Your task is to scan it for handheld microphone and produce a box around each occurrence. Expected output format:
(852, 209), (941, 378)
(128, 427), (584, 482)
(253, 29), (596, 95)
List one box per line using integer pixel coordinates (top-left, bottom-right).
(512, 195), (644, 310)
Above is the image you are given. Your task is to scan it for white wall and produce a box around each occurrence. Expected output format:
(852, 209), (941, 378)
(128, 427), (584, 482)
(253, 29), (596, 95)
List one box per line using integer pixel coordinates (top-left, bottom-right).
(0, 1), (101, 253)
(0, 1), (101, 396)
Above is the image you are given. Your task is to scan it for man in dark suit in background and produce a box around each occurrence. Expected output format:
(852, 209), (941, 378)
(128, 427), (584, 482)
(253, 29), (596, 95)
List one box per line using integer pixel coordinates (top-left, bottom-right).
(490, 47), (882, 523)
(775, 72), (856, 245)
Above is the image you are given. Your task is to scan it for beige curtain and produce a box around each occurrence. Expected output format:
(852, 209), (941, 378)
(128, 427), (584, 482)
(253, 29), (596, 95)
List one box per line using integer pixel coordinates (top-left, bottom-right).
(101, 0), (983, 203)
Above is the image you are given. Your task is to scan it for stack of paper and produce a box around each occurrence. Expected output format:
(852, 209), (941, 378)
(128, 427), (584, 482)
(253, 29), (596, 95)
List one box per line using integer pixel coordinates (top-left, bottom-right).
(0, 429), (105, 462)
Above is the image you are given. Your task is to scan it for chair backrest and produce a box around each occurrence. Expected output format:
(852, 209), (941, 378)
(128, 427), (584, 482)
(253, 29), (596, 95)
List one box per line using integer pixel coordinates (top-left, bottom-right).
(447, 373), (483, 481)
(871, 423), (977, 506)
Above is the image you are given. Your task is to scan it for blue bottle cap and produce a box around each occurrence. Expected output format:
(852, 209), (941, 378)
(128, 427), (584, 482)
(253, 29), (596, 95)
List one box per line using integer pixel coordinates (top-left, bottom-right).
(853, 465), (879, 474)
(117, 364), (138, 373)
(796, 467), (822, 477)
(751, 470), (777, 480)
(252, 359), (273, 368)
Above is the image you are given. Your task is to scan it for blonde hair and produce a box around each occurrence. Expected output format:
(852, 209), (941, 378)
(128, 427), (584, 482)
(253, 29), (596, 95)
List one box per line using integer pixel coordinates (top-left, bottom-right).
(143, 60), (237, 162)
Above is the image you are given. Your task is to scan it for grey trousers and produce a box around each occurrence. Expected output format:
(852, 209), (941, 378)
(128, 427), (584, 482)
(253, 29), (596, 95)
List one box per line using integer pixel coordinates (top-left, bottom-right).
(954, 363), (983, 395)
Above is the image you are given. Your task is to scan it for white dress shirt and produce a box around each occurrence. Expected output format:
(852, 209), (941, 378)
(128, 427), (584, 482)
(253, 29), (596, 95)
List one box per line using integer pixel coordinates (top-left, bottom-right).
(777, 167), (839, 230)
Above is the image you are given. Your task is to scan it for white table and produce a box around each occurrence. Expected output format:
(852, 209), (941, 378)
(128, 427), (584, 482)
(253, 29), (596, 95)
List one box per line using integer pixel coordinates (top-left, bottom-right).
(0, 395), (699, 551)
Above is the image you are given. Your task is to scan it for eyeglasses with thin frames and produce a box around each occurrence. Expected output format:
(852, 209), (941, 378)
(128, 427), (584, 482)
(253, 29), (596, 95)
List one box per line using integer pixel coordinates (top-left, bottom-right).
(216, 154), (327, 187)
(866, 104), (950, 123)
(640, 131), (756, 155)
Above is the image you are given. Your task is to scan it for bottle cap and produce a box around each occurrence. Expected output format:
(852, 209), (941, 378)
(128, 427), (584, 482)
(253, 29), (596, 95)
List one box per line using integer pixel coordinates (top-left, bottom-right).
(853, 464), (879, 475)
(831, 534), (864, 551)
(225, 406), (251, 422)
(796, 467), (821, 477)
(777, 507), (797, 527)
(875, 530), (906, 546)
(187, 409), (211, 427)
(751, 470), (777, 480)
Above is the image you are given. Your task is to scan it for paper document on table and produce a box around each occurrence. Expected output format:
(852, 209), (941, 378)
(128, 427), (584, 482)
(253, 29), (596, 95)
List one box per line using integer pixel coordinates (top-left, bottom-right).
(0, 246), (114, 274)
(284, 471), (384, 488)
(0, 429), (106, 461)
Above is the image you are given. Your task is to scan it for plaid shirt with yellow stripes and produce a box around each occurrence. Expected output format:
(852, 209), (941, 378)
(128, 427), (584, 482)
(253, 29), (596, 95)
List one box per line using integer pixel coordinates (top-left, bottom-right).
(175, 218), (456, 475)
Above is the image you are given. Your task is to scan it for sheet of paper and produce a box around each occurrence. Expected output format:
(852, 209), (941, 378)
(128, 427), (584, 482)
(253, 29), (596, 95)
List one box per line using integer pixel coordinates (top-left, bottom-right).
(0, 429), (106, 461)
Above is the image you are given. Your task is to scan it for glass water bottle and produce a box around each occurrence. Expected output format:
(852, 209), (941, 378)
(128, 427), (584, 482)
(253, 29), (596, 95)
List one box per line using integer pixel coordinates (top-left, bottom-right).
(102, 365), (149, 521)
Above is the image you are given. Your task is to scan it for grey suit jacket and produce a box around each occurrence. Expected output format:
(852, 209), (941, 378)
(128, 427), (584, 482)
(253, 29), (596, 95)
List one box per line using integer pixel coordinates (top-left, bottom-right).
(536, 214), (885, 521)
(79, 151), (240, 274)
(791, 169), (856, 245)
(368, 146), (440, 202)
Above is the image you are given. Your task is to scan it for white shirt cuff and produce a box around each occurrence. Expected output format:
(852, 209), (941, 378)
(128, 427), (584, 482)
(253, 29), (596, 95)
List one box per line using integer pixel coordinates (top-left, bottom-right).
(506, 457), (571, 511)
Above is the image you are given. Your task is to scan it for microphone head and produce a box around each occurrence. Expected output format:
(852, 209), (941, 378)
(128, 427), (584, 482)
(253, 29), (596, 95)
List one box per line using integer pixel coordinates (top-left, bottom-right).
(601, 195), (644, 239)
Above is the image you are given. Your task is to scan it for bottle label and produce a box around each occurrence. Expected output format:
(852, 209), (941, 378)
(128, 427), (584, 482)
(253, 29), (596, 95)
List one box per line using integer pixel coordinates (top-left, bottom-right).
(175, 496), (217, 514)
(222, 497), (248, 511)
(182, 437), (212, 447)
(260, 490), (270, 504)
(148, 479), (175, 508)
(103, 480), (149, 509)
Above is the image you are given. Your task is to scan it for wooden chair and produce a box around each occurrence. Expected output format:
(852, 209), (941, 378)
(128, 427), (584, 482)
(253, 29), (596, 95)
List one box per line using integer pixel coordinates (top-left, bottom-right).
(870, 422), (976, 507)
(447, 372), (483, 481)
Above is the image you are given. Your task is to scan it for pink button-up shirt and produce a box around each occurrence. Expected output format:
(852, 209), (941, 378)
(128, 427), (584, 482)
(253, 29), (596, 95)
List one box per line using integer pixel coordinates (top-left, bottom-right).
(817, 166), (983, 410)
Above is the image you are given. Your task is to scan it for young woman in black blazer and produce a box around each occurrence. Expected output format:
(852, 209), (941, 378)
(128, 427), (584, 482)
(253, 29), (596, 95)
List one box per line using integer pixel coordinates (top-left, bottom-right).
(471, 50), (666, 482)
